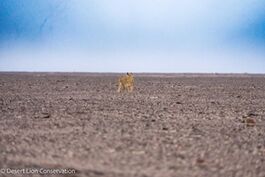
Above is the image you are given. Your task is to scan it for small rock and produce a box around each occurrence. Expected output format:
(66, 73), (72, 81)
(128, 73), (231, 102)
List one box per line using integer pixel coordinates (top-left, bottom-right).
(41, 112), (51, 118)
(196, 158), (205, 164)
(247, 112), (258, 117)
(243, 117), (256, 127)
(150, 96), (158, 99)
(162, 127), (169, 131)
(163, 107), (168, 111)
(56, 79), (65, 83)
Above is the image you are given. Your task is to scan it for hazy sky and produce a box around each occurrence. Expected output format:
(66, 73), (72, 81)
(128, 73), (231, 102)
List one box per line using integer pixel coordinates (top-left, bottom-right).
(0, 0), (264, 73)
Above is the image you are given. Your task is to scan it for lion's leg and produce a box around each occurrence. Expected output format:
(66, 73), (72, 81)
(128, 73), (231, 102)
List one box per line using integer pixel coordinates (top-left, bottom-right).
(126, 84), (130, 92)
(130, 85), (134, 92)
(117, 82), (122, 92)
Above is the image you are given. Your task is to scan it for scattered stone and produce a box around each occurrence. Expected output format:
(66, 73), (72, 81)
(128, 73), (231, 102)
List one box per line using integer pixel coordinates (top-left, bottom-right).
(247, 112), (258, 117)
(162, 127), (169, 131)
(242, 117), (256, 127)
(176, 101), (182, 104)
(56, 79), (65, 83)
(41, 112), (51, 118)
(196, 158), (205, 164)
(143, 115), (149, 119)
(169, 166), (176, 170)
(150, 96), (158, 99)
(34, 113), (50, 119)
(245, 118), (256, 127)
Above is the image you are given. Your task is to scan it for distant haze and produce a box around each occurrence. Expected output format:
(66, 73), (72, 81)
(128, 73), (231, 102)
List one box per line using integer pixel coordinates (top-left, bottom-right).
(0, 0), (264, 73)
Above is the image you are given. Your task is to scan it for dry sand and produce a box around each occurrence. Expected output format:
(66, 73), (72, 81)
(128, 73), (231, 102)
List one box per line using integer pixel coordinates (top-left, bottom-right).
(0, 73), (265, 177)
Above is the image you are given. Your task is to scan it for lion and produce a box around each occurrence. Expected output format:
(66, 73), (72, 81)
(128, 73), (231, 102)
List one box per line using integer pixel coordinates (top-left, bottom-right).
(117, 73), (134, 92)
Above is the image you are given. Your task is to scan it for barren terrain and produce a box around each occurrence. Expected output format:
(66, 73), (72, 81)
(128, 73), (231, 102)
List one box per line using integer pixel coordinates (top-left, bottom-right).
(0, 73), (265, 177)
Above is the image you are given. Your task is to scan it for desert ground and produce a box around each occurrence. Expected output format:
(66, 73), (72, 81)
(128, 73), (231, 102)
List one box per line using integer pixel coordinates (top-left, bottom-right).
(0, 72), (265, 177)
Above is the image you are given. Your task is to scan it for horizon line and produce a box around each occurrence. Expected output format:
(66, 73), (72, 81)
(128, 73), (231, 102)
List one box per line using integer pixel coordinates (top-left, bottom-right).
(1, 71), (265, 76)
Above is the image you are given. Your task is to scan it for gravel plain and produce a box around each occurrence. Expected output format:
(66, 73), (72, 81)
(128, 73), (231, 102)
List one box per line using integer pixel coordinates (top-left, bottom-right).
(0, 72), (265, 177)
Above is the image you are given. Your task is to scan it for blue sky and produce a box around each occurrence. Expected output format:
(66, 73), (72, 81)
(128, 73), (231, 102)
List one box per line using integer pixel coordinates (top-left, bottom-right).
(0, 0), (264, 73)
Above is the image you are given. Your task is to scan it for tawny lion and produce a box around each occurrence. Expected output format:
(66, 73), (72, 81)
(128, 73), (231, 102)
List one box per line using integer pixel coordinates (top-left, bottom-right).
(117, 73), (134, 92)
